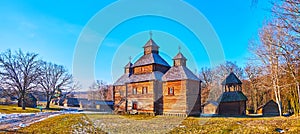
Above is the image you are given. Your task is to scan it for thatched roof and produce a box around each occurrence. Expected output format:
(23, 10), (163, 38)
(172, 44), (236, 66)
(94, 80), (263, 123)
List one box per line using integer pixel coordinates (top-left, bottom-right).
(221, 72), (242, 85)
(219, 91), (247, 102)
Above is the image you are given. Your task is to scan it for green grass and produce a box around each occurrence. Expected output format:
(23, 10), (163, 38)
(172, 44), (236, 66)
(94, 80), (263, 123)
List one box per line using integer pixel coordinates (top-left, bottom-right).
(168, 116), (300, 134)
(17, 114), (106, 134)
(0, 104), (65, 114)
(0, 104), (40, 114)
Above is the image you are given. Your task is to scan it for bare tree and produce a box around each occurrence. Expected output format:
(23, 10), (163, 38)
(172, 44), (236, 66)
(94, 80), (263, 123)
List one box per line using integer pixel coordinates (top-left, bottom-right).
(215, 61), (244, 81)
(38, 62), (73, 109)
(271, 0), (300, 114)
(88, 80), (109, 100)
(0, 50), (41, 110)
(199, 67), (215, 103)
(254, 23), (284, 116)
(244, 64), (264, 112)
(199, 61), (243, 102)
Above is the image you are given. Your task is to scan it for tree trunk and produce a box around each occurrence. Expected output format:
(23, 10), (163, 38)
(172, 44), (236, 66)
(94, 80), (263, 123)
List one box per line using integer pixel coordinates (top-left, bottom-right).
(254, 88), (258, 113)
(22, 96), (26, 110)
(297, 83), (300, 115)
(46, 95), (51, 109)
(274, 88), (282, 116)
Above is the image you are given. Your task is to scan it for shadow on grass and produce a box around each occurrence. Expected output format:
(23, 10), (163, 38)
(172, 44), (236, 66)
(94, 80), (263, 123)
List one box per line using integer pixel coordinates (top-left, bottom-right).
(43, 107), (64, 111)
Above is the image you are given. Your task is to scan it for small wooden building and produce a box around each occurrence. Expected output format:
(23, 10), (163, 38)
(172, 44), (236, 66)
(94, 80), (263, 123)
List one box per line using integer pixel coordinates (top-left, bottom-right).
(257, 100), (280, 116)
(63, 97), (80, 107)
(217, 72), (247, 115)
(80, 99), (114, 112)
(18, 93), (37, 108)
(202, 101), (218, 114)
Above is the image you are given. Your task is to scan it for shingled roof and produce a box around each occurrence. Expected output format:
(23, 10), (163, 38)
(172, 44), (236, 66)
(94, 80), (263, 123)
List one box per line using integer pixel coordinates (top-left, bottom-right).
(162, 66), (200, 81)
(143, 39), (159, 48)
(113, 74), (130, 86)
(133, 53), (170, 67)
(221, 72), (242, 85)
(219, 91), (247, 102)
(130, 71), (164, 82)
(113, 71), (165, 86)
(124, 62), (132, 68)
(173, 52), (187, 60)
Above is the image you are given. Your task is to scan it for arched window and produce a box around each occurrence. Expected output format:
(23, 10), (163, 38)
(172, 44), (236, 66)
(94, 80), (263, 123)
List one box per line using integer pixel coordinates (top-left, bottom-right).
(142, 87), (148, 94)
(168, 87), (174, 95)
(132, 88), (137, 95)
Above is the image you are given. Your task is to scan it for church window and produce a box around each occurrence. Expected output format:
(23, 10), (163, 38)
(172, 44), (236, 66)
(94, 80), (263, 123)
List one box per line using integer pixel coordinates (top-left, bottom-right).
(119, 90), (124, 96)
(168, 87), (174, 95)
(132, 88), (137, 95)
(142, 87), (148, 94)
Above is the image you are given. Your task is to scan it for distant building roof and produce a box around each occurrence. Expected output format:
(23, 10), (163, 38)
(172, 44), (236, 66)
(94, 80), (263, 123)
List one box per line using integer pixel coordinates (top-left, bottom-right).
(202, 100), (219, 107)
(219, 91), (247, 102)
(162, 66), (200, 81)
(133, 53), (170, 67)
(257, 100), (278, 110)
(80, 100), (114, 105)
(221, 72), (242, 85)
(27, 93), (37, 101)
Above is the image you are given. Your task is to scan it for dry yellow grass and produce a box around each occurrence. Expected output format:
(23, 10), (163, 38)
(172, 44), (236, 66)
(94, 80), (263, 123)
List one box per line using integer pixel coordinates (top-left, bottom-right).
(3, 113), (300, 133)
(17, 114), (106, 134)
(0, 104), (40, 114)
(169, 116), (300, 134)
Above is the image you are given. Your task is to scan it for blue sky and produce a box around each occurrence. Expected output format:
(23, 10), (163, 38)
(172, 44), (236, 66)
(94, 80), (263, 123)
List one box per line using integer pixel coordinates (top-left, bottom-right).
(0, 0), (271, 89)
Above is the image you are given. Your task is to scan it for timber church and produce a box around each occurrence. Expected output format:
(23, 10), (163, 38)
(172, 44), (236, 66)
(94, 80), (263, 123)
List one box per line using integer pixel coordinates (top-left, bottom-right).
(113, 34), (248, 116)
(113, 35), (201, 116)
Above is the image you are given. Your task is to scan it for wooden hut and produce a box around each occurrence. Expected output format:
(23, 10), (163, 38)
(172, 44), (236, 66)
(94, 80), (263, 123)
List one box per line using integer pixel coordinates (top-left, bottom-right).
(257, 100), (280, 116)
(217, 72), (247, 115)
(18, 93), (37, 108)
(202, 101), (218, 114)
(80, 99), (114, 112)
(63, 97), (80, 107)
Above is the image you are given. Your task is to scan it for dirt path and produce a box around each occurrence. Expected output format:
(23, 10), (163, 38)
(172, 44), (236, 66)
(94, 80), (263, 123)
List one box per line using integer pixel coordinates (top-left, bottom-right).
(0, 112), (61, 132)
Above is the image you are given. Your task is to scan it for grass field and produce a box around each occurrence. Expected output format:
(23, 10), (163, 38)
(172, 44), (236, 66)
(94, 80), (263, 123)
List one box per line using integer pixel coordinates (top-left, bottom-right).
(0, 104), (40, 114)
(0, 104), (64, 114)
(2, 112), (300, 133)
(17, 114), (106, 134)
(87, 115), (300, 134)
(169, 116), (300, 134)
